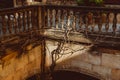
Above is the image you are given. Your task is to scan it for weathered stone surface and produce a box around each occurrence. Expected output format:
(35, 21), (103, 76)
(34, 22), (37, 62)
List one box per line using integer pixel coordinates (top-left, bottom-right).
(0, 64), (2, 72)
(22, 67), (29, 80)
(92, 65), (111, 78)
(68, 52), (89, 63)
(0, 59), (15, 77)
(27, 60), (37, 76)
(26, 44), (33, 51)
(102, 53), (120, 69)
(111, 69), (120, 80)
(67, 51), (101, 66)
(1, 50), (18, 65)
(28, 49), (36, 62)
(14, 70), (22, 80)
(35, 55), (41, 71)
(15, 55), (29, 71)
(0, 45), (42, 80)
(43, 29), (92, 44)
(56, 59), (72, 69)
(3, 75), (14, 80)
(87, 54), (101, 65)
(34, 46), (41, 58)
(71, 60), (92, 71)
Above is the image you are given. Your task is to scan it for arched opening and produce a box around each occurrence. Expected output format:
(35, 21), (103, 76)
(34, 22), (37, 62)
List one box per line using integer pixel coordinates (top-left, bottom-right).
(52, 70), (100, 80)
(26, 70), (100, 80)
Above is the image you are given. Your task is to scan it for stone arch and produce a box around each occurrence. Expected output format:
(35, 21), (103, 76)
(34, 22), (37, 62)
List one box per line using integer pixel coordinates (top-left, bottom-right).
(55, 66), (105, 80)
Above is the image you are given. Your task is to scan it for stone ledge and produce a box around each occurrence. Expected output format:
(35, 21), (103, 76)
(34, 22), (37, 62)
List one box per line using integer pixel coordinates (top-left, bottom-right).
(92, 65), (111, 78)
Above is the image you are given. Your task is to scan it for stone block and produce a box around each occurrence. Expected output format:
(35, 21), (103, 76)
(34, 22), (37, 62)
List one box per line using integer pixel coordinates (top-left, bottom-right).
(2, 49), (18, 62)
(87, 54), (101, 65)
(0, 76), (3, 80)
(3, 75), (14, 80)
(0, 64), (2, 72)
(26, 60), (36, 76)
(28, 50), (36, 62)
(111, 69), (120, 80)
(71, 60), (92, 71)
(34, 46), (41, 58)
(72, 52), (101, 65)
(102, 53), (120, 69)
(26, 44), (33, 51)
(92, 65), (111, 78)
(0, 60), (15, 77)
(15, 55), (29, 71)
(14, 70), (22, 80)
(35, 56), (41, 72)
(71, 52), (89, 62)
(57, 59), (72, 69)
(22, 67), (29, 80)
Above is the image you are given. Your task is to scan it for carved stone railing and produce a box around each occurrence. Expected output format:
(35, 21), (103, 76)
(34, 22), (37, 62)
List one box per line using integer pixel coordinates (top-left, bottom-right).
(0, 5), (42, 40)
(0, 4), (120, 48)
(43, 5), (120, 48)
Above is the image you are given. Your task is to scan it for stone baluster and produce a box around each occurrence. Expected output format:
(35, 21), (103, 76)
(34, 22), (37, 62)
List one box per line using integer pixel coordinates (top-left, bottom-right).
(55, 9), (59, 29)
(97, 12), (102, 33)
(18, 13), (22, 32)
(93, 11), (101, 33)
(108, 13), (114, 33)
(49, 9), (53, 28)
(1, 15), (7, 35)
(74, 12), (79, 31)
(61, 10), (66, 30)
(27, 11), (31, 30)
(112, 13), (117, 34)
(13, 14), (18, 33)
(35, 8), (38, 30)
(57, 10), (61, 29)
(116, 13), (120, 35)
(85, 12), (89, 33)
(23, 11), (26, 31)
(105, 13), (109, 33)
(79, 14), (84, 32)
(7, 14), (13, 34)
(87, 12), (94, 32)
(52, 9), (56, 28)
(31, 9), (35, 29)
(101, 13), (107, 32)
(47, 9), (50, 28)
(67, 10), (72, 30)
(72, 13), (76, 31)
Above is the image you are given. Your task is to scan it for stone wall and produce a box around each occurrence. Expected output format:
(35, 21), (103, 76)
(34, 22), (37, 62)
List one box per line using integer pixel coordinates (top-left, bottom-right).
(0, 46), (41, 80)
(46, 40), (120, 80)
(1, 39), (120, 80)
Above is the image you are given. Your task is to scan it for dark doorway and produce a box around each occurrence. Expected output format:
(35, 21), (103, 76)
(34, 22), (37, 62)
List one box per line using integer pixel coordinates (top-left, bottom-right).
(26, 70), (100, 80)
(52, 70), (100, 80)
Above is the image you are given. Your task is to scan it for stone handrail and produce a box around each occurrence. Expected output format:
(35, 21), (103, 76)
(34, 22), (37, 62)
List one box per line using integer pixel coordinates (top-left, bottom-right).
(43, 4), (120, 48)
(0, 5), (42, 40)
(0, 4), (120, 48)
